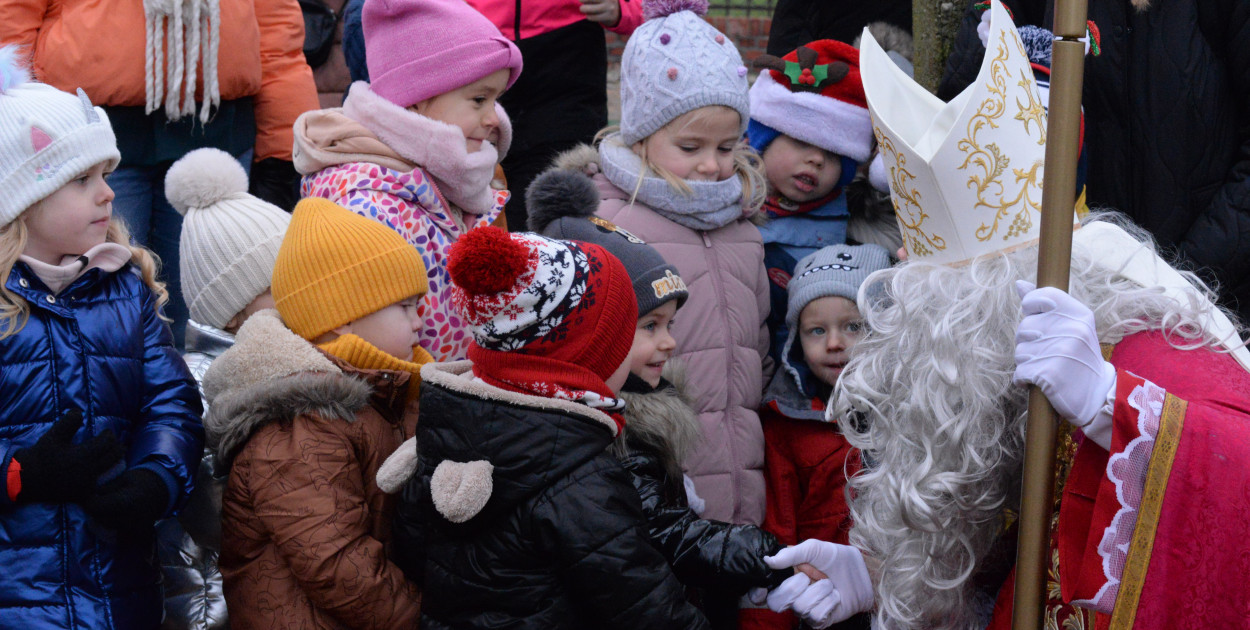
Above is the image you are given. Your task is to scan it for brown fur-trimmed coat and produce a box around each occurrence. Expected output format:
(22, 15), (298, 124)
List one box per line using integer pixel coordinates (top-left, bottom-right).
(202, 310), (420, 629)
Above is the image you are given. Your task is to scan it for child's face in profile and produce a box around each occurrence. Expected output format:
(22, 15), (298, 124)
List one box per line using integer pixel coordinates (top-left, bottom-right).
(638, 106), (740, 182)
(627, 301), (678, 387)
(410, 68), (510, 153)
(762, 135), (842, 203)
(225, 289), (277, 334)
(798, 296), (864, 387)
(21, 161), (114, 265)
(336, 295), (423, 361)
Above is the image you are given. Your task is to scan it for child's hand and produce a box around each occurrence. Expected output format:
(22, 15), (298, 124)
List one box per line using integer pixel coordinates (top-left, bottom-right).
(579, 0), (621, 27)
(795, 562), (828, 581)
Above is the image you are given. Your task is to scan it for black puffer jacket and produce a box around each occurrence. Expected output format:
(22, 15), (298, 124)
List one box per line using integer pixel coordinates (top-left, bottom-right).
(393, 362), (709, 630)
(938, 0), (1250, 319)
(615, 374), (791, 594)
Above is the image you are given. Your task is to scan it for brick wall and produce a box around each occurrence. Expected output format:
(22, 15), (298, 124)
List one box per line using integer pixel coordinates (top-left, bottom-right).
(605, 16), (772, 65)
(314, 15), (775, 118)
(605, 16), (771, 122)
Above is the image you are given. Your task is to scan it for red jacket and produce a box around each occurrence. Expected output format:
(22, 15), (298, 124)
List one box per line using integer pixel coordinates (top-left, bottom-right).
(466, 0), (643, 40)
(741, 368), (860, 630)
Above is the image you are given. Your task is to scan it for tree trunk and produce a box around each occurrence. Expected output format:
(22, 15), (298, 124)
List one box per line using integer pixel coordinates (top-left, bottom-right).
(912, 0), (966, 94)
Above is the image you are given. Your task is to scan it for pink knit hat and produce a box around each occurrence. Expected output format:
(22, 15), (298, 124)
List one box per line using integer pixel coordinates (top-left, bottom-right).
(363, 0), (523, 109)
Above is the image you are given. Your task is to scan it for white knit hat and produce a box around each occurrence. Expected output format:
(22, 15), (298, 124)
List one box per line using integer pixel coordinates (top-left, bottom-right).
(0, 47), (121, 229)
(167, 148), (291, 329)
(619, 0), (750, 145)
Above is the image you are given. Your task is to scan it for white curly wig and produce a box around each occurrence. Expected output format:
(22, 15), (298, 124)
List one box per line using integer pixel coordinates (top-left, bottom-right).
(833, 213), (1244, 630)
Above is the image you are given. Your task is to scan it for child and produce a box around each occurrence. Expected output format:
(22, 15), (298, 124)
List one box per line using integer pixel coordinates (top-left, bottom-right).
(157, 147), (294, 630)
(529, 170), (795, 624)
(0, 50), (204, 628)
(391, 226), (709, 630)
(292, 0), (522, 362)
(553, 0), (771, 530)
(203, 198), (427, 628)
(746, 39), (874, 363)
(744, 243), (890, 630)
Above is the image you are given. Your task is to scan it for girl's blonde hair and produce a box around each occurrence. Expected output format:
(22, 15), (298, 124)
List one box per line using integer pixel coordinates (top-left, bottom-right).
(596, 106), (768, 218)
(0, 217), (170, 339)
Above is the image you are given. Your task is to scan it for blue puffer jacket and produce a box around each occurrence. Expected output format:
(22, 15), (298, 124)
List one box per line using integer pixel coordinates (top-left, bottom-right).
(0, 261), (204, 630)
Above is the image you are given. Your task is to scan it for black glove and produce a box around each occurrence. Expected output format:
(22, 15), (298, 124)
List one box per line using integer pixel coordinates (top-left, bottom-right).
(84, 468), (171, 531)
(248, 157), (302, 212)
(12, 409), (124, 504)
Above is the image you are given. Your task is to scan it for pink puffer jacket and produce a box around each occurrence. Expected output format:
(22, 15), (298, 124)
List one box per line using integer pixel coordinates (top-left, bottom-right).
(593, 172), (770, 526)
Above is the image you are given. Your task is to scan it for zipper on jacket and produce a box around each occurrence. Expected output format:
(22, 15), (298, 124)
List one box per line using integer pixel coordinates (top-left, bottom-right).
(699, 229), (744, 523)
(513, 0), (522, 42)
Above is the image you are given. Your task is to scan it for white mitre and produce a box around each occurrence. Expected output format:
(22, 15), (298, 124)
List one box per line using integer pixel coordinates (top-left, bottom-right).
(861, 0), (1054, 265)
(860, 0), (1250, 371)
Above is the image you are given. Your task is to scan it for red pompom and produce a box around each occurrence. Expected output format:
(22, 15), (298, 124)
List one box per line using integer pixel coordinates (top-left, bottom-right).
(448, 227), (531, 295)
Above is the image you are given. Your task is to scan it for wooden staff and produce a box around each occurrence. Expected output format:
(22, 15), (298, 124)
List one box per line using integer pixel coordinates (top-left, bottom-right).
(1012, 1), (1088, 628)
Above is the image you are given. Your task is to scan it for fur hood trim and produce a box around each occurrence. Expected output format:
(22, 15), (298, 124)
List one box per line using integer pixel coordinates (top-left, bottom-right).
(551, 143), (601, 176)
(202, 309), (372, 466)
(421, 361), (619, 436)
(613, 365), (701, 470)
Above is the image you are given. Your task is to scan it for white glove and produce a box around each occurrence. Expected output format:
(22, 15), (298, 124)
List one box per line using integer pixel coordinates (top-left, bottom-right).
(977, 8), (992, 47)
(1013, 281), (1116, 449)
(765, 572), (812, 613)
(683, 474), (706, 516)
(764, 540), (874, 628)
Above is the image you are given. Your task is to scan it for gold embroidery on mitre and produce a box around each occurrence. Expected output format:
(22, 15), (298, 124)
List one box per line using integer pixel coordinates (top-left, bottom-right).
(875, 126), (946, 257)
(959, 28), (1046, 244)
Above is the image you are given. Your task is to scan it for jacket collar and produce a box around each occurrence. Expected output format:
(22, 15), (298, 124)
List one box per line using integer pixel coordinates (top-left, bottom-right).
(419, 361), (617, 525)
(321, 350), (413, 426)
(186, 320), (235, 359)
(762, 356), (829, 422)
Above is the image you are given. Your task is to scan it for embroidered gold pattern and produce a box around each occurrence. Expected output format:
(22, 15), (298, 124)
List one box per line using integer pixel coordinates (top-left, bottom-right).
(958, 29), (1046, 243)
(1109, 394), (1188, 630)
(875, 127), (946, 257)
(1042, 424), (1098, 630)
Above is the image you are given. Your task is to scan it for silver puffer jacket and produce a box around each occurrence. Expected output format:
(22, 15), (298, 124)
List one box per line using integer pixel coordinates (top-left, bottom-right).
(157, 320), (232, 630)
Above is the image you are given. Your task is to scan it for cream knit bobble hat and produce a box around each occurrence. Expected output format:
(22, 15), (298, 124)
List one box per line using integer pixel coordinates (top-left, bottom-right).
(167, 148), (291, 329)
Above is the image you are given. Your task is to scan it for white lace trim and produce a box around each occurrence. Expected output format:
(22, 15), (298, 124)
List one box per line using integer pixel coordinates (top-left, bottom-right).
(1071, 378), (1166, 613)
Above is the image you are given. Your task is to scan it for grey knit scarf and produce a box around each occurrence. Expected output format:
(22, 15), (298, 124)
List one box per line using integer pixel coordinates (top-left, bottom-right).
(598, 136), (745, 231)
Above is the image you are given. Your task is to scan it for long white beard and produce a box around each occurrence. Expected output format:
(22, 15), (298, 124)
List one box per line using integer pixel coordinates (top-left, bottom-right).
(834, 217), (1231, 630)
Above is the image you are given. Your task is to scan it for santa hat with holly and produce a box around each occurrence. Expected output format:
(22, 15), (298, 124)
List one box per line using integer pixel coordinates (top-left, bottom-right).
(747, 39), (873, 166)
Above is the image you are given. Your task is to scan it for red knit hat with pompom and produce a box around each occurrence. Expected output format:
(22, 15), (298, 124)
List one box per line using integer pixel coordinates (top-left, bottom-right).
(449, 227), (637, 395)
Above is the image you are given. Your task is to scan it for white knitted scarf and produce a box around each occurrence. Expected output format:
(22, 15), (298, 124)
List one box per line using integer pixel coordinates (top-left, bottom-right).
(144, 0), (221, 122)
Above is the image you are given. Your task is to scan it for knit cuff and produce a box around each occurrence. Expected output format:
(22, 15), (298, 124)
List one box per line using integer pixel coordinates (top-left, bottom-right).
(134, 463), (180, 517)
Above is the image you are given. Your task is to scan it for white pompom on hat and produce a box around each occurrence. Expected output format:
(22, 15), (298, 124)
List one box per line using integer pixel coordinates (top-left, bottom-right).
(167, 148), (291, 329)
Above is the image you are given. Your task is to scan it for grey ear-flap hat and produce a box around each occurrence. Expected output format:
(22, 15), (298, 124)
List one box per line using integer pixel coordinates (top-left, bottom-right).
(780, 243), (891, 389)
(528, 169), (689, 316)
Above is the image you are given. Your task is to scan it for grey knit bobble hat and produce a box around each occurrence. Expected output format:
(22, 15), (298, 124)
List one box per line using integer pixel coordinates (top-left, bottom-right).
(167, 148), (292, 330)
(619, 0), (751, 145)
(785, 243), (891, 331)
(528, 169), (688, 316)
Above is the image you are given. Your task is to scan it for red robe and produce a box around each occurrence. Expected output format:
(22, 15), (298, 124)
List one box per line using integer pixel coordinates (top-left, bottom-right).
(991, 331), (1250, 628)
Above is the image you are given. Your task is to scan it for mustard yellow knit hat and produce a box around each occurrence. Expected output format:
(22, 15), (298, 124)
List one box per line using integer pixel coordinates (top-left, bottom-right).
(273, 197), (428, 340)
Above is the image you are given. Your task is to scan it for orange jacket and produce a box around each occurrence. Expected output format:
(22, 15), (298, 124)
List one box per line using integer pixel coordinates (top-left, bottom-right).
(0, 0), (317, 161)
